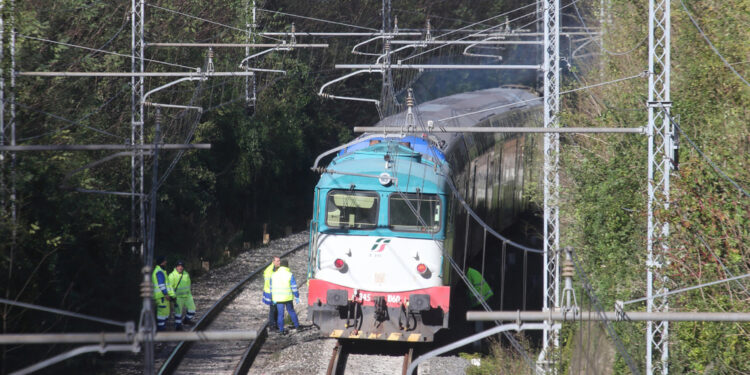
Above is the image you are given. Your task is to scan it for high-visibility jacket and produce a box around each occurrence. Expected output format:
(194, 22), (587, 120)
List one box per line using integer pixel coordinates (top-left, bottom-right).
(152, 265), (175, 299)
(262, 264), (275, 305)
(466, 268), (493, 307)
(270, 266), (299, 303)
(168, 269), (192, 298)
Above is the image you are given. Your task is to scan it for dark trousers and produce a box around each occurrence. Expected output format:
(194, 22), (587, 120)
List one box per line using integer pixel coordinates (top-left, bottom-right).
(268, 303), (277, 328)
(276, 301), (300, 332)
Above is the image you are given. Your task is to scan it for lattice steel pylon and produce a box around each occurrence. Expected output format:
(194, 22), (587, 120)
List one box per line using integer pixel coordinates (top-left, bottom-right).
(646, 0), (671, 373)
(540, 0), (561, 372)
(131, 1), (154, 374)
(131, 0), (146, 257)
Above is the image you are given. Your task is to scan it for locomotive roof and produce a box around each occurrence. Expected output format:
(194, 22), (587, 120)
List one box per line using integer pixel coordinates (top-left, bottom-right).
(374, 86), (539, 133)
(318, 143), (447, 194)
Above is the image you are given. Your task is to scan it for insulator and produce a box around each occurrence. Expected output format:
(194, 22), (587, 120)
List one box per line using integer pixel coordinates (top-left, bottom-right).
(140, 280), (153, 298)
(385, 40), (391, 53)
(155, 109), (163, 125)
(562, 258), (575, 278)
(208, 47), (214, 59)
(406, 89), (414, 108)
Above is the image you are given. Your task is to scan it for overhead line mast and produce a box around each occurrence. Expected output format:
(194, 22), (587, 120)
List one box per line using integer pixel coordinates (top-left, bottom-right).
(646, 0), (672, 373)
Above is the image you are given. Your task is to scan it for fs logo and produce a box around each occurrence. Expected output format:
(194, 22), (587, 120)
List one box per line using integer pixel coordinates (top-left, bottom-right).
(370, 238), (391, 252)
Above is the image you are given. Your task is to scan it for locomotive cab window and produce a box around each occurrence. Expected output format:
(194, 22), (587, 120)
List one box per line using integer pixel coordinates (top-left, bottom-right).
(389, 193), (442, 233)
(325, 190), (379, 230)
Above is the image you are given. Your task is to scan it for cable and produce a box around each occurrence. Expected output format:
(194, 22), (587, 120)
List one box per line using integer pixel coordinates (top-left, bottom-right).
(11, 100), (123, 140)
(400, 1), (541, 63)
(623, 273), (750, 306)
(438, 72), (645, 122)
(515, 0), (586, 31)
(17, 34), (196, 71)
(694, 231), (750, 297)
(19, 86), (129, 141)
(663, 109), (750, 198)
(147, 3), (247, 33)
(571, 1), (647, 56)
(256, 8), (378, 31)
(568, 250), (642, 374)
(0, 297), (128, 327)
(680, 0), (750, 89)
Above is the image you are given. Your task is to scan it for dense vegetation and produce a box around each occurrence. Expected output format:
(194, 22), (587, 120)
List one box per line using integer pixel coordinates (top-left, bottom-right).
(557, 0), (749, 373)
(0, 1), (537, 373)
(0, 0), (746, 373)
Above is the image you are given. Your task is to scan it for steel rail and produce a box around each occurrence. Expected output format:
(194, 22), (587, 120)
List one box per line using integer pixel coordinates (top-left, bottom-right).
(158, 241), (308, 375)
(326, 340), (348, 375)
(401, 348), (414, 375)
(0, 331), (258, 344)
(232, 322), (269, 375)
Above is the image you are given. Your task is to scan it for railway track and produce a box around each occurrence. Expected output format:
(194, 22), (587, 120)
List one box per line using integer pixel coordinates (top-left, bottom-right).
(326, 340), (417, 375)
(157, 241), (308, 375)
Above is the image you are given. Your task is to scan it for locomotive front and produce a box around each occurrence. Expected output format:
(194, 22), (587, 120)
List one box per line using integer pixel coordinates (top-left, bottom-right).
(307, 139), (451, 342)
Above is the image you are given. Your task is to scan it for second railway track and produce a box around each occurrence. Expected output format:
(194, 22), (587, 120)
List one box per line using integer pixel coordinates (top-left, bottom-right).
(157, 237), (308, 374)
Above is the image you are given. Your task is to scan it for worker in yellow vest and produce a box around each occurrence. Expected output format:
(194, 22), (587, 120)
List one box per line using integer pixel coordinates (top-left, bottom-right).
(262, 256), (281, 330)
(169, 260), (196, 330)
(270, 259), (300, 335)
(152, 256), (175, 331)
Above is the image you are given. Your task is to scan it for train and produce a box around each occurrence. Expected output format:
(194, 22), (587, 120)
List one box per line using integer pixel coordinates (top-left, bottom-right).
(306, 86), (543, 342)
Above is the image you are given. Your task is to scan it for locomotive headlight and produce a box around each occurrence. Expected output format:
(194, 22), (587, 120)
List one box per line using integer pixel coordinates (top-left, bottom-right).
(334, 258), (346, 269)
(416, 263), (431, 278)
(378, 172), (393, 186)
(333, 258), (348, 273)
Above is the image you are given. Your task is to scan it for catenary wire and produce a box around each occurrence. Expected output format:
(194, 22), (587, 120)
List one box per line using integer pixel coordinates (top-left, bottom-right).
(10, 100), (123, 141)
(0, 297), (128, 328)
(17, 34), (196, 71)
(571, 1), (647, 56)
(256, 8), (378, 31)
(568, 249), (642, 374)
(622, 272), (750, 306)
(19, 86), (130, 141)
(399, 1), (541, 63)
(515, 0), (587, 31)
(439, 72), (646, 122)
(663, 109), (750, 198)
(680, 0), (750, 88)
(694, 230), (750, 297)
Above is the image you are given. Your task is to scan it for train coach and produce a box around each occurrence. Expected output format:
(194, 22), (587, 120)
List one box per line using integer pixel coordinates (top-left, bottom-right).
(307, 86), (543, 342)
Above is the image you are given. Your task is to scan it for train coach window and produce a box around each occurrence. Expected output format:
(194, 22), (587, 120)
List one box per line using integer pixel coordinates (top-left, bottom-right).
(389, 193), (442, 233)
(325, 190), (379, 230)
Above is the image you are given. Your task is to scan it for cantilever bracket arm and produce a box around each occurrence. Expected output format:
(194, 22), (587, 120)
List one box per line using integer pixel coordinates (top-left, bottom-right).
(238, 46), (291, 68)
(351, 35), (389, 56)
(318, 70), (383, 111)
(144, 77), (204, 102)
(463, 37), (505, 60)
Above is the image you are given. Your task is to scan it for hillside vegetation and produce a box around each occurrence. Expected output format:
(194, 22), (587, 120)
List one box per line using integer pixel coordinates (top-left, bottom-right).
(559, 0), (749, 373)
